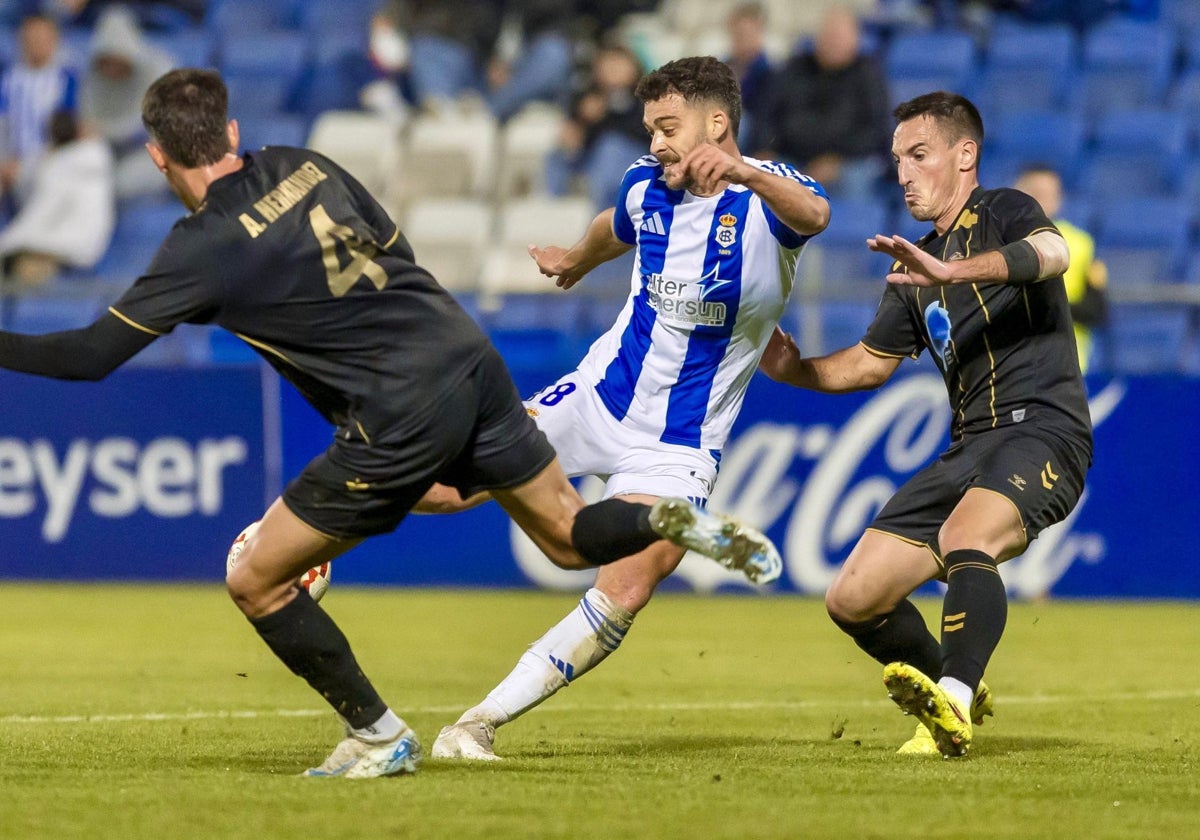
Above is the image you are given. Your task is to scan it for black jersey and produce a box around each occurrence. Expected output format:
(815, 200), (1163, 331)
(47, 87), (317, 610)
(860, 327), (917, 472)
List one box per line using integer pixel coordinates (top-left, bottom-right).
(110, 146), (490, 443)
(862, 186), (1092, 452)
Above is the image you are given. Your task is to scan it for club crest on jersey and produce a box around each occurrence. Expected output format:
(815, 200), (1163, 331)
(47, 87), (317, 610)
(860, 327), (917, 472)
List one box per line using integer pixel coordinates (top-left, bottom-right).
(714, 214), (738, 250)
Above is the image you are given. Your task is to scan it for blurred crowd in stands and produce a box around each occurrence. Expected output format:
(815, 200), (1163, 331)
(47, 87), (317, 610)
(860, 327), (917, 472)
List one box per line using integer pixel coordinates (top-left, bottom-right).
(0, 0), (1195, 375)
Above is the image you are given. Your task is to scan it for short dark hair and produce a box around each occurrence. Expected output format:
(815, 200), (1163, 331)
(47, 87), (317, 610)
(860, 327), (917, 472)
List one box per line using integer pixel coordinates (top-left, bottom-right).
(48, 109), (78, 147)
(893, 91), (984, 150)
(142, 68), (231, 168)
(635, 56), (742, 136)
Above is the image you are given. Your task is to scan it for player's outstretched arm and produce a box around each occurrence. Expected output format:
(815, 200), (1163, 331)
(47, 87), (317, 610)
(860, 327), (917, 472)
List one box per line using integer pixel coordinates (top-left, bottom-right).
(871, 229), (1069, 288)
(758, 326), (900, 393)
(0, 311), (157, 380)
(528, 207), (633, 291)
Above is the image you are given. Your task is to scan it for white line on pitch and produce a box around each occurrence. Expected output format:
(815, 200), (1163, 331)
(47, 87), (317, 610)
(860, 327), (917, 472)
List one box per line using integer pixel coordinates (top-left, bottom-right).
(3, 687), (1200, 726)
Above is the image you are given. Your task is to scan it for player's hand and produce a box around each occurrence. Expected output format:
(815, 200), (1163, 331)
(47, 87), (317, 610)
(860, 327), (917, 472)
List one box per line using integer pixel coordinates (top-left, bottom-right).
(757, 325), (801, 383)
(528, 244), (585, 289)
(672, 142), (752, 195)
(868, 234), (952, 287)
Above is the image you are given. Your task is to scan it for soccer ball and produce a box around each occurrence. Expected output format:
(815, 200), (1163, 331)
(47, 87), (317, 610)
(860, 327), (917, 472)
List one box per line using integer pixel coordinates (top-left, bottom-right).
(225, 520), (332, 603)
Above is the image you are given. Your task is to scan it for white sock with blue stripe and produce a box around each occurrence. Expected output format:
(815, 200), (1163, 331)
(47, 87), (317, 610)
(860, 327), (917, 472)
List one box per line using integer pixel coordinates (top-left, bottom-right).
(457, 587), (634, 728)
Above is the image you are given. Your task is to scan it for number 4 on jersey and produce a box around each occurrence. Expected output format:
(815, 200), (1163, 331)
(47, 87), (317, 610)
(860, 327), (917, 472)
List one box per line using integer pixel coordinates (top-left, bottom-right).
(309, 204), (386, 297)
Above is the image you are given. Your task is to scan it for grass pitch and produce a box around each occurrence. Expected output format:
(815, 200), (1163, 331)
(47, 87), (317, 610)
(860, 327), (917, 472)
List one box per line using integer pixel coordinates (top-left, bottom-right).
(3, 585), (1198, 840)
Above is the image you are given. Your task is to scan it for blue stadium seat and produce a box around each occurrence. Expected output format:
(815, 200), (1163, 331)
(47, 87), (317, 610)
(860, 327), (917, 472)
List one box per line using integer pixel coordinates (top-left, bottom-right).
(975, 23), (1077, 114)
(236, 113), (309, 151)
(815, 302), (877, 355)
(1167, 70), (1200, 143)
(1106, 305), (1191, 374)
(219, 31), (311, 113)
(298, 0), (376, 42)
(811, 199), (894, 287)
(884, 30), (978, 107)
(1164, 0), (1200, 37)
(148, 28), (213, 69)
(207, 0), (299, 35)
(1079, 19), (1175, 115)
(1094, 197), (1192, 286)
(91, 198), (185, 281)
(987, 110), (1087, 186)
(1078, 110), (1189, 201)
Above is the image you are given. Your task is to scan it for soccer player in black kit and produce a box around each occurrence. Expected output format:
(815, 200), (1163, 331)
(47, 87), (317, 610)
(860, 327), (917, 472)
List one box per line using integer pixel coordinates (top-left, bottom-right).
(759, 92), (1092, 758)
(0, 68), (779, 777)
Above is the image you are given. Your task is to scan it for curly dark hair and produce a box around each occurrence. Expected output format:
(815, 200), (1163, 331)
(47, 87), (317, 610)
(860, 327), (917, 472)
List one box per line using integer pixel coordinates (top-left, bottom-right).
(141, 68), (231, 168)
(893, 91), (984, 149)
(635, 56), (742, 136)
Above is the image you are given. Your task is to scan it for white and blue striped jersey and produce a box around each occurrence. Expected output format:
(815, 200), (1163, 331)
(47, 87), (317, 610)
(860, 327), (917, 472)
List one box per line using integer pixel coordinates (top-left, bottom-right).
(0, 62), (77, 163)
(579, 154), (827, 452)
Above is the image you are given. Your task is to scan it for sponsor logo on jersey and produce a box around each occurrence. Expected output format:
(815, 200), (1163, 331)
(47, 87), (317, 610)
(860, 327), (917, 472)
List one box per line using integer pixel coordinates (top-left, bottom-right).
(1008, 473), (1027, 491)
(1012, 408), (1026, 422)
(526, 406), (539, 417)
(643, 272), (729, 327)
(923, 300), (953, 370)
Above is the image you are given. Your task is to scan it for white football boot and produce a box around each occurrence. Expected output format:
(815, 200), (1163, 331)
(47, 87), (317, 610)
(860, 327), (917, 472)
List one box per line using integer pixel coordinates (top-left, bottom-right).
(431, 721), (502, 761)
(304, 726), (422, 778)
(649, 497), (782, 584)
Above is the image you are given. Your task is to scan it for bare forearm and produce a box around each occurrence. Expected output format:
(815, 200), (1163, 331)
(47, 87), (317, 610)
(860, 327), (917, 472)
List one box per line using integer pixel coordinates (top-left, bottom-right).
(775, 345), (895, 393)
(740, 167), (829, 235)
(943, 230), (1069, 285)
(565, 208), (632, 275)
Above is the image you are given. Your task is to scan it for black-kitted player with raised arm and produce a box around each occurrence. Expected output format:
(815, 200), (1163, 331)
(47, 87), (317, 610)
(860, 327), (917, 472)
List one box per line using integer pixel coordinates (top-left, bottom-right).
(0, 68), (778, 778)
(759, 91), (1092, 758)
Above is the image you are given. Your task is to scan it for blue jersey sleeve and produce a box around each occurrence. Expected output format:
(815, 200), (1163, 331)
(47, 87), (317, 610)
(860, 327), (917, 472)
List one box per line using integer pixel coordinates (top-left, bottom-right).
(753, 160), (828, 249)
(612, 156), (659, 245)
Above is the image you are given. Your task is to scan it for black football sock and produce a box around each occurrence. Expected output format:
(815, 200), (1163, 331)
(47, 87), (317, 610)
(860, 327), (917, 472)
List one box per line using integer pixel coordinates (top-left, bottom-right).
(831, 598), (942, 678)
(570, 498), (657, 565)
(249, 587), (387, 728)
(939, 549), (1008, 691)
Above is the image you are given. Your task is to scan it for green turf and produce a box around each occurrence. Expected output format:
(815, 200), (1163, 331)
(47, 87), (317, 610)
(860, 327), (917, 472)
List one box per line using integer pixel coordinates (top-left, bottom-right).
(3, 585), (1198, 840)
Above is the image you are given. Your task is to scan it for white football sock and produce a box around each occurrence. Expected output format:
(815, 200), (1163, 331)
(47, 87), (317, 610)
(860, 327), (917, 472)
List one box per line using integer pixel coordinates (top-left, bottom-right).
(457, 587), (634, 728)
(351, 708), (405, 743)
(938, 677), (975, 712)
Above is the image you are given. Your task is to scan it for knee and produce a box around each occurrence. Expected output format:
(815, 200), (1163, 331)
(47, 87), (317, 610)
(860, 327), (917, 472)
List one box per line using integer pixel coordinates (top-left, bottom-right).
(825, 577), (882, 626)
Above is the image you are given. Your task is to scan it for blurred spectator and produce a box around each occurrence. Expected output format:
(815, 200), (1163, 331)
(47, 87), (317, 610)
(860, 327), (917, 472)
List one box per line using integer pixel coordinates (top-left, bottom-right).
(0, 14), (77, 200)
(755, 4), (890, 200)
(486, 0), (576, 122)
(369, 0), (575, 122)
(0, 109), (114, 287)
(545, 43), (644, 209)
(723, 3), (772, 151)
(1015, 164), (1109, 373)
(78, 5), (174, 199)
(34, 0), (205, 29)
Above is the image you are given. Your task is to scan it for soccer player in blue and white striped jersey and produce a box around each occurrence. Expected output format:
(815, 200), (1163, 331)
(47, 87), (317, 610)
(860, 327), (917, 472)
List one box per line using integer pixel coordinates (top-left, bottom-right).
(0, 14), (77, 196)
(431, 56), (830, 761)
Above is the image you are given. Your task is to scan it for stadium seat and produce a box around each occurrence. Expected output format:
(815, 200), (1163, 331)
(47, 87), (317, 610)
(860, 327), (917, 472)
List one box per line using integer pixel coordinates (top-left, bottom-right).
(1164, 0), (1200, 37)
(148, 28), (213, 70)
(307, 110), (401, 197)
(814, 301), (876, 355)
(885, 30), (977, 92)
(479, 196), (596, 296)
(297, 0), (376, 40)
(495, 103), (565, 199)
(1106, 304), (1191, 374)
(808, 199), (894, 288)
(987, 110), (1087, 186)
(389, 110), (499, 207)
(91, 198), (186, 282)
(1094, 197), (1192, 287)
(219, 31), (311, 114)
(1079, 19), (1175, 115)
(401, 197), (495, 293)
(1078, 110), (1188, 201)
(207, 0), (298, 35)
(236, 113), (309, 151)
(975, 22), (1077, 114)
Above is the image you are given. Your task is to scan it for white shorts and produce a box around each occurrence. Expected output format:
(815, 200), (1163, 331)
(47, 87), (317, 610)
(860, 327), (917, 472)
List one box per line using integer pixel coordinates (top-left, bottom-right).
(524, 370), (718, 503)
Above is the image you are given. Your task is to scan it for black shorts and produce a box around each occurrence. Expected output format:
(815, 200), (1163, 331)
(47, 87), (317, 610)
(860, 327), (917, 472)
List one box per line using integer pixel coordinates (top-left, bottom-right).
(868, 422), (1090, 560)
(282, 345), (556, 539)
